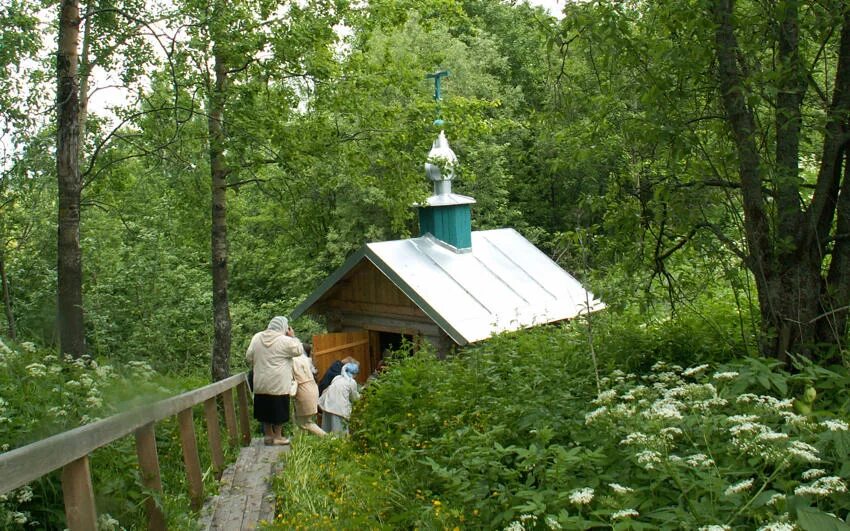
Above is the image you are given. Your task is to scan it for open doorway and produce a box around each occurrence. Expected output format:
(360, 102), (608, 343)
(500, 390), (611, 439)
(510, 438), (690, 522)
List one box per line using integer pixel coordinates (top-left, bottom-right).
(373, 331), (414, 372)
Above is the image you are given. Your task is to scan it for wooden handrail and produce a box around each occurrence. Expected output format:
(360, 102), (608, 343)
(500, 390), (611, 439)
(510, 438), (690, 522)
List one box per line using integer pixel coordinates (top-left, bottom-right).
(0, 372), (248, 494)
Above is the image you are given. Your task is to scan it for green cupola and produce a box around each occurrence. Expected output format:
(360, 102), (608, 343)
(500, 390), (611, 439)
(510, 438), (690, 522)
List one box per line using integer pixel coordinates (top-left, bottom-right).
(418, 130), (476, 251)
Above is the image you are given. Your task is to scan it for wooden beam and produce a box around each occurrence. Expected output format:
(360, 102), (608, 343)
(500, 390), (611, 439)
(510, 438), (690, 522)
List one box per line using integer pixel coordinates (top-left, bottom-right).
(134, 423), (165, 531)
(338, 313), (443, 336)
(313, 339), (370, 356)
(203, 397), (225, 478)
(222, 388), (238, 448)
(236, 381), (251, 446)
(0, 372), (246, 494)
(177, 408), (204, 511)
(325, 299), (430, 320)
(62, 456), (97, 531)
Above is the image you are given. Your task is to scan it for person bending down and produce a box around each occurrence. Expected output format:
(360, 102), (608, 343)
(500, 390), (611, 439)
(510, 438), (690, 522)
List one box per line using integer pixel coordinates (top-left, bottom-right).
(291, 344), (326, 437)
(318, 362), (360, 434)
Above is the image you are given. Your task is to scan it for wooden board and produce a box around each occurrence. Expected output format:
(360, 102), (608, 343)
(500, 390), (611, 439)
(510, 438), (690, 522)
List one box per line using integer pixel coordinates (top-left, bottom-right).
(312, 331), (370, 384)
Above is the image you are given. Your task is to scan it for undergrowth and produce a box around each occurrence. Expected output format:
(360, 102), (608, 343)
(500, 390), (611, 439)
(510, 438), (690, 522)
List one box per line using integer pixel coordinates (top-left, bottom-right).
(269, 319), (850, 530)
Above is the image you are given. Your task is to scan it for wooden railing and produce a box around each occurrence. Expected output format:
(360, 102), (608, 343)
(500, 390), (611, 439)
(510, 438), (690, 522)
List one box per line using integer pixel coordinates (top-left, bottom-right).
(0, 372), (253, 530)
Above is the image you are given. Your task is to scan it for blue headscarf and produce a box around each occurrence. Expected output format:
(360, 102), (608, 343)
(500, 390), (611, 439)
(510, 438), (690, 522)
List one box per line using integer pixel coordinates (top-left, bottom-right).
(342, 362), (360, 380)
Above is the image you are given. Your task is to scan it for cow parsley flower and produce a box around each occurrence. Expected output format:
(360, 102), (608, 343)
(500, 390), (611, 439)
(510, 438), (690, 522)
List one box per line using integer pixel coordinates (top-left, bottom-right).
(787, 441), (820, 462)
(685, 453), (715, 468)
(699, 526), (731, 531)
(503, 522), (524, 531)
(568, 487), (594, 505)
(16, 486), (33, 503)
(585, 406), (608, 424)
(609, 483), (634, 494)
(25, 363), (47, 377)
(635, 450), (662, 469)
(611, 509), (639, 520)
(757, 521), (795, 531)
(545, 516), (561, 530)
(724, 478), (755, 496)
(766, 493), (784, 506)
(801, 469), (826, 481)
(21, 341), (37, 352)
(620, 432), (649, 446)
(819, 419), (849, 432)
(593, 389), (617, 404)
(682, 364), (709, 377)
(794, 476), (847, 497)
(712, 371), (739, 381)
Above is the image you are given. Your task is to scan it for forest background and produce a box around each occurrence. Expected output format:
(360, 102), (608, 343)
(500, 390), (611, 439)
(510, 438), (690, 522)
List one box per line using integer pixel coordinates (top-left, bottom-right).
(3, 0), (850, 528)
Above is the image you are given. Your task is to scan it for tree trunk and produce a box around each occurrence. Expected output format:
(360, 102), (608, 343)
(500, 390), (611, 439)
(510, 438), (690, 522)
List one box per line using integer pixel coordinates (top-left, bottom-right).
(57, 0), (85, 358)
(209, 43), (231, 382)
(0, 255), (16, 340)
(711, 0), (850, 361)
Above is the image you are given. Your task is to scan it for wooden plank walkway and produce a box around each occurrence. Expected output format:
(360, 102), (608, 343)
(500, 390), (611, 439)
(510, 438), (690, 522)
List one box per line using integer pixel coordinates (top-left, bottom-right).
(199, 438), (289, 530)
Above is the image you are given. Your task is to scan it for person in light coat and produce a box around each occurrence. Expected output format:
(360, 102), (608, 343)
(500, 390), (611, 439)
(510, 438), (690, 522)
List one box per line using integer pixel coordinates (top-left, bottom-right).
(291, 344), (326, 437)
(317, 362), (360, 434)
(246, 316), (303, 445)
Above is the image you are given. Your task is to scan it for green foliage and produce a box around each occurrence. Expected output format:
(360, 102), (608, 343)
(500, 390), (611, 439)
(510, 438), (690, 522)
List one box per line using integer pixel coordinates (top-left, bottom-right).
(270, 320), (850, 530)
(0, 338), (231, 529)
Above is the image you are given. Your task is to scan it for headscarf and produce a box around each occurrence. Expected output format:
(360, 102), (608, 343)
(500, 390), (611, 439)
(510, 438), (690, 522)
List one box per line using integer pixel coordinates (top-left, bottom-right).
(342, 362), (360, 380)
(260, 316), (288, 347)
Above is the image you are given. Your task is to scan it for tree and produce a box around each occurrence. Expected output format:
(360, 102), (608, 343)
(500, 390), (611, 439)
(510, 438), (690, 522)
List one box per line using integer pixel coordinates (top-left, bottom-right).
(561, 0), (850, 361)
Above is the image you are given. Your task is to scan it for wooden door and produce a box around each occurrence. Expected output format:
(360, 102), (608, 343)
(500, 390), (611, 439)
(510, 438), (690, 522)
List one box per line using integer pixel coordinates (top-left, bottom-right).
(312, 331), (370, 384)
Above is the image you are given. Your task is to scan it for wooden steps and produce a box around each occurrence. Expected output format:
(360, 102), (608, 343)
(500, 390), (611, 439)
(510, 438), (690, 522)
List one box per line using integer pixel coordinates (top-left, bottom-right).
(199, 438), (288, 530)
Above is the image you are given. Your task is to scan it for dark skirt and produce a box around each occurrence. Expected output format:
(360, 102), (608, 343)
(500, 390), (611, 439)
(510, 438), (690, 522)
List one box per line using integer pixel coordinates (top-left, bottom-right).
(253, 394), (290, 424)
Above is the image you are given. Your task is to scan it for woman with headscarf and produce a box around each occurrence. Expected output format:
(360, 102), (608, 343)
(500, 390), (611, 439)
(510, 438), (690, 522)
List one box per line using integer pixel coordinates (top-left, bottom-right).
(317, 362), (361, 434)
(291, 344), (326, 437)
(246, 316), (303, 445)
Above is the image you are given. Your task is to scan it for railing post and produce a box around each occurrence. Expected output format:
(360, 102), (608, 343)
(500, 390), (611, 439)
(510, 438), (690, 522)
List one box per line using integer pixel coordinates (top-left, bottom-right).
(134, 423), (166, 531)
(177, 408), (204, 510)
(236, 380), (251, 446)
(62, 455), (97, 531)
(203, 397), (225, 478)
(222, 388), (238, 448)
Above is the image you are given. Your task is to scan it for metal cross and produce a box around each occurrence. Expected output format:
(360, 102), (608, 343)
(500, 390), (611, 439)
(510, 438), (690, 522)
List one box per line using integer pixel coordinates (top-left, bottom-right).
(426, 70), (449, 102)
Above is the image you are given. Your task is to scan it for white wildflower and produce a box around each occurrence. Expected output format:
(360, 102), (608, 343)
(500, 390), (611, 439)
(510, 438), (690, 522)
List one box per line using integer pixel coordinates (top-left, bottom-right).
(660, 427), (683, 440)
(503, 522), (524, 531)
(766, 493), (784, 506)
(787, 441), (820, 462)
(801, 469), (826, 481)
(729, 422), (768, 436)
(609, 483), (633, 494)
(757, 431), (789, 442)
(97, 514), (120, 531)
(65, 380), (81, 389)
(635, 450), (662, 469)
(779, 411), (809, 426)
(86, 395), (103, 408)
(48, 406), (68, 417)
(25, 363), (47, 377)
(519, 514), (537, 524)
(794, 476), (847, 497)
(585, 406), (608, 424)
(699, 526), (731, 531)
(757, 522), (795, 531)
(685, 453), (715, 468)
(1, 443), (9, 451)
(712, 371), (739, 381)
(668, 454), (683, 463)
(682, 364), (709, 377)
(16, 486), (33, 503)
(593, 389), (617, 404)
(80, 374), (94, 388)
(728, 414), (760, 424)
(20, 341), (37, 352)
(611, 509), (639, 520)
(651, 361), (669, 371)
(819, 419), (849, 432)
(645, 398), (683, 420)
(12, 512), (27, 524)
(724, 478), (755, 496)
(545, 515), (561, 530)
(568, 487), (594, 505)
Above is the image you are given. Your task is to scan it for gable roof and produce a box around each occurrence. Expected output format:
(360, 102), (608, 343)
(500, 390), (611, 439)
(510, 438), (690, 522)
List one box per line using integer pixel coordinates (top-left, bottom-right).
(291, 228), (605, 345)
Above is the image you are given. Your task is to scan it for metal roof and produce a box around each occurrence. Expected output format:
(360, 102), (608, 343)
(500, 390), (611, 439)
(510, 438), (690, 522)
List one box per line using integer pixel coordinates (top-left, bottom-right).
(291, 228), (605, 345)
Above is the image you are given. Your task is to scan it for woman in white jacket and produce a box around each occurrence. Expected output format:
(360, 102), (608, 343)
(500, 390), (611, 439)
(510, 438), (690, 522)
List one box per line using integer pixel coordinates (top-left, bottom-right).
(246, 316), (303, 445)
(318, 362), (360, 433)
